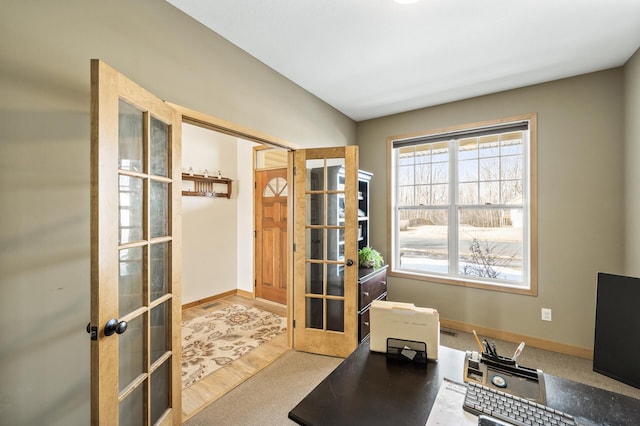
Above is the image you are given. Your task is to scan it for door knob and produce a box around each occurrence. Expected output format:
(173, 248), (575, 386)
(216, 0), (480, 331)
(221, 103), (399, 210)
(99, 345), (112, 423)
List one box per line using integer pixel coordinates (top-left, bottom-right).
(104, 318), (128, 336)
(346, 259), (354, 266)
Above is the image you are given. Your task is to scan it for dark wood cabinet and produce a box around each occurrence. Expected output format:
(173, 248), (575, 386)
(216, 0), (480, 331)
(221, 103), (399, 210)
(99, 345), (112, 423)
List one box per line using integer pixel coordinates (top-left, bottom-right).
(358, 265), (388, 342)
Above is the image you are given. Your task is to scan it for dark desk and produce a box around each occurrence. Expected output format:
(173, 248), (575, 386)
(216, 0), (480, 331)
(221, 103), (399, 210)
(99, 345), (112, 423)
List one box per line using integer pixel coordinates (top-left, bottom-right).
(289, 341), (640, 426)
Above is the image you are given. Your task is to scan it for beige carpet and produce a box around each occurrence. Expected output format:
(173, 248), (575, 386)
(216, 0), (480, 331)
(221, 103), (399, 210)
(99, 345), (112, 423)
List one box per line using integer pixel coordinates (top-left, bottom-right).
(182, 303), (286, 389)
(185, 330), (640, 425)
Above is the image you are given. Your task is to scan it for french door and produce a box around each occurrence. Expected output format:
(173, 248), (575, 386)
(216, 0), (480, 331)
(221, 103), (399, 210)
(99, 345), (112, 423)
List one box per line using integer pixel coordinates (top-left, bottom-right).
(293, 146), (359, 358)
(90, 60), (182, 425)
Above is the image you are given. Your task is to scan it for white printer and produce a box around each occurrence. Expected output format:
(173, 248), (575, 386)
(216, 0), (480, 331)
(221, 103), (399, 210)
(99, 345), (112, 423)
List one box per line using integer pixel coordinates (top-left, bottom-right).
(369, 300), (440, 360)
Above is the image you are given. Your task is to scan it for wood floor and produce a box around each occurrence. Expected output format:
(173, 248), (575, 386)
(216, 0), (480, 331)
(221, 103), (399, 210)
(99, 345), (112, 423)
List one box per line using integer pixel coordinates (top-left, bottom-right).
(181, 295), (289, 422)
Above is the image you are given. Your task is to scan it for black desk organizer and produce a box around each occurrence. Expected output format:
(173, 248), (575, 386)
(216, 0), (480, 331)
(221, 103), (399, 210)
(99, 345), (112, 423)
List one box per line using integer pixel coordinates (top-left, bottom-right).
(386, 338), (427, 367)
(464, 351), (546, 404)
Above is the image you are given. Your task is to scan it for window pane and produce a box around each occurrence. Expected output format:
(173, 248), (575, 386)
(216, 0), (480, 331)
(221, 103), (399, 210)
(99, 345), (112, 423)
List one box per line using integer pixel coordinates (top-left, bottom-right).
(150, 116), (169, 177)
(119, 175), (143, 244)
(150, 242), (169, 301)
(327, 299), (344, 332)
(479, 158), (500, 181)
(398, 165), (414, 186)
(306, 297), (323, 329)
(459, 159), (478, 182)
(458, 208), (523, 283)
(458, 138), (477, 160)
(414, 145), (430, 163)
(397, 208), (448, 274)
(306, 263), (323, 295)
(398, 147), (415, 165)
(119, 247), (143, 317)
(502, 180), (523, 204)
(398, 186), (414, 207)
(150, 180), (169, 239)
(118, 99), (143, 173)
(479, 182), (500, 204)
(431, 162), (448, 184)
(414, 163), (430, 184)
(501, 155), (523, 180)
(431, 184), (449, 205)
(459, 182), (478, 205)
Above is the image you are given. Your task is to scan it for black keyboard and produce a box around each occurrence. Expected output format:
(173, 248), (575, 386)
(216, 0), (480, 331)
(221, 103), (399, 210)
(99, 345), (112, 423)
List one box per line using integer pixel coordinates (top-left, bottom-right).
(464, 381), (577, 426)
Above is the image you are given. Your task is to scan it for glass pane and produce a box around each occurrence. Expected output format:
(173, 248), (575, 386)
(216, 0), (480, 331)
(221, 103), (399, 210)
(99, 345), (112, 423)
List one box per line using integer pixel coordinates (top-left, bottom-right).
(479, 158), (500, 181)
(306, 228), (324, 260)
(458, 208), (523, 282)
(397, 147), (415, 166)
(327, 228), (342, 261)
(414, 145), (430, 163)
(118, 99), (143, 173)
(479, 182), (500, 205)
(264, 177), (288, 197)
(501, 132), (524, 155)
(459, 159), (478, 182)
(326, 264), (344, 296)
(414, 164), (430, 185)
(306, 263), (323, 295)
(150, 302), (168, 365)
(415, 185), (429, 205)
(327, 163), (345, 191)
(119, 314), (144, 393)
(306, 297), (323, 329)
(150, 180), (169, 238)
(431, 184), (449, 205)
(458, 138), (477, 160)
(256, 148), (288, 169)
(397, 208), (448, 275)
(150, 360), (170, 425)
(501, 155), (523, 180)
(307, 194), (324, 226)
(398, 186), (414, 207)
(150, 242), (169, 301)
(479, 135), (500, 157)
(326, 193), (340, 226)
(119, 380), (144, 426)
(119, 175), (143, 244)
(306, 159), (325, 191)
(432, 162), (448, 184)
(459, 182), (478, 205)
(119, 247), (143, 317)
(327, 299), (344, 332)
(398, 165), (414, 186)
(150, 116), (169, 177)
(502, 180), (523, 204)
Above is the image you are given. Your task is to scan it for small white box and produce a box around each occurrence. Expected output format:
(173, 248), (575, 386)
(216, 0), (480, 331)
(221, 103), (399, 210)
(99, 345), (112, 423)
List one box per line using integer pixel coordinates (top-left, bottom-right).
(369, 300), (440, 360)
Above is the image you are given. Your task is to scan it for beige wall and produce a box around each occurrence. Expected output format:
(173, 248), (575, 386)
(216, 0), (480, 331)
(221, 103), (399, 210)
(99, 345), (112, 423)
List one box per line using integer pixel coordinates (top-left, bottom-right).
(624, 48), (640, 276)
(0, 1), (354, 424)
(357, 69), (625, 351)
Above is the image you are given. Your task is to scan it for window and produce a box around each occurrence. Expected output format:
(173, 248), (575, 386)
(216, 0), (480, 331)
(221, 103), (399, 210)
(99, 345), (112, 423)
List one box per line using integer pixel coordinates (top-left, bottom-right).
(389, 114), (537, 294)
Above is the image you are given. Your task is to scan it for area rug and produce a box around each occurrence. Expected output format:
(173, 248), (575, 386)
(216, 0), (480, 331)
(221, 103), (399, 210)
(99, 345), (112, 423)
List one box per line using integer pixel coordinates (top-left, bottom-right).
(181, 304), (286, 389)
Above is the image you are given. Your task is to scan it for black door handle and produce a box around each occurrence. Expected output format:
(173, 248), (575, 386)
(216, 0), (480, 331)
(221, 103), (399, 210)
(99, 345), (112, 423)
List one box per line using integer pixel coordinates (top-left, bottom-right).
(104, 318), (128, 336)
(346, 259), (354, 266)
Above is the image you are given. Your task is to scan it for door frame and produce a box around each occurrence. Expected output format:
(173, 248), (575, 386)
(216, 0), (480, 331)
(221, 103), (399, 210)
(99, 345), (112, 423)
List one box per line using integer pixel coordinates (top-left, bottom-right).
(168, 103), (298, 347)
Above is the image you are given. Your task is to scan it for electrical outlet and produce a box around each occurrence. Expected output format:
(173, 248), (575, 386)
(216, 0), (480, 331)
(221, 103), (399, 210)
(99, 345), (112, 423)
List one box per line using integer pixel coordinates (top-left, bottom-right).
(541, 308), (552, 322)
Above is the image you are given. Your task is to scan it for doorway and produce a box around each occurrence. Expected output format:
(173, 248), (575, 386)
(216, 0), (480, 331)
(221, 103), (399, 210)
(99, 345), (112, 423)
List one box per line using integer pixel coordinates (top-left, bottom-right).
(254, 147), (289, 305)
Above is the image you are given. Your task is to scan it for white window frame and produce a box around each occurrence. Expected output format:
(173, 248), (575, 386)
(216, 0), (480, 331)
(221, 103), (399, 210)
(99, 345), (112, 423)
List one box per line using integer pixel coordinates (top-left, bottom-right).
(387, 114), (537, 295)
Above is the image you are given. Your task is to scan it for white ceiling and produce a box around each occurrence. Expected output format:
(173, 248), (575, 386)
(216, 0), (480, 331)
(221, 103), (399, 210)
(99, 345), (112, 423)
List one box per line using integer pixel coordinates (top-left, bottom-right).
(167, 0), (640, 121)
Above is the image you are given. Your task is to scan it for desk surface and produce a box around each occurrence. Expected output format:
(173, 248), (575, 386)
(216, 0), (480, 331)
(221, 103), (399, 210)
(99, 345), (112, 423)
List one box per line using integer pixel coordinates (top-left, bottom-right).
(289, 341), (640, 426)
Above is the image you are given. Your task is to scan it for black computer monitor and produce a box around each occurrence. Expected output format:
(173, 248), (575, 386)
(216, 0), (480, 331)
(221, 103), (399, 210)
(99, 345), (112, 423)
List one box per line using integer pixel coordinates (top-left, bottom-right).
(593, 272), (640, 389)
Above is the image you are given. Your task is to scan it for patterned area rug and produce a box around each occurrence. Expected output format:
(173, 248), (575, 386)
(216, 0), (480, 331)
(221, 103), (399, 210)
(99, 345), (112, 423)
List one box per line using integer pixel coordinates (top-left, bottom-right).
(181, 304), (286, 389)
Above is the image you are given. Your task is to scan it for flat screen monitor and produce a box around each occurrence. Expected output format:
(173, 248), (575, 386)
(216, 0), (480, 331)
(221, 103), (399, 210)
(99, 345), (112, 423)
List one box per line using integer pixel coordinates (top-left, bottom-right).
(593, 272), (640, 389)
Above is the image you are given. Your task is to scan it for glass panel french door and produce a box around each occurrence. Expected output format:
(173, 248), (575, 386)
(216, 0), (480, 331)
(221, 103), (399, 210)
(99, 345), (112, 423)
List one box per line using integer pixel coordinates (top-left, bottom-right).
(293, 146), (359, 358)
(91, 60), (182, 426)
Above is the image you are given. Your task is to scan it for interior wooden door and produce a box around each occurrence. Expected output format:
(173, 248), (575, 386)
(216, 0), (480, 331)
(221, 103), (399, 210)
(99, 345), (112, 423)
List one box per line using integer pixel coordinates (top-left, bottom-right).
(255, 168), (288, 304)
(90, 59), (182, 425)
(293, 146), (359, 358)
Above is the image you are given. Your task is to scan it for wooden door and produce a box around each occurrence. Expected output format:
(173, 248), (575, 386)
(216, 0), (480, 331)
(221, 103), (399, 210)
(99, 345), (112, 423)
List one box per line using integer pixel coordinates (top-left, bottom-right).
(255, 168), (288, 304)
(293, 146), (359, 358)
(90, 60), (182, 425)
